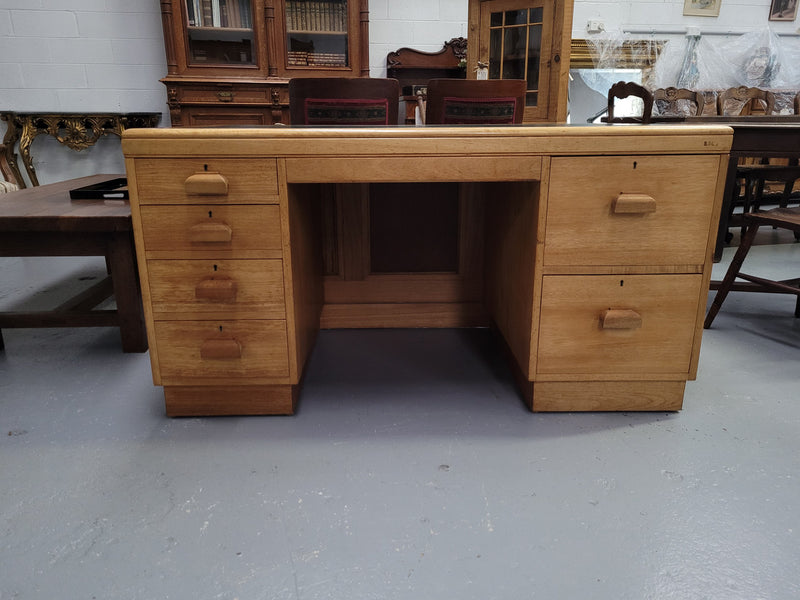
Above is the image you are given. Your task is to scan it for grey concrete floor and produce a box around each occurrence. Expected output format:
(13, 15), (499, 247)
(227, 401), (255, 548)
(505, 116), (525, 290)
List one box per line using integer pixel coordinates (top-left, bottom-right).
(1, 232), (799, 600)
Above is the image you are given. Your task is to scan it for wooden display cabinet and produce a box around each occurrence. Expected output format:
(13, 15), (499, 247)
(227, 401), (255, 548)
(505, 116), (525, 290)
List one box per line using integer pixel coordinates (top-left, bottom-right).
(466, 0), (573, 122)
(159, 0), (369, 126)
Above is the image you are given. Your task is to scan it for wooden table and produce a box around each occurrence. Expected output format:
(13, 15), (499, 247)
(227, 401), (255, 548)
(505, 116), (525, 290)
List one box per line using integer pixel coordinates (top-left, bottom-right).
(0, 174), (147, 352)
(712, 119), (800, 260)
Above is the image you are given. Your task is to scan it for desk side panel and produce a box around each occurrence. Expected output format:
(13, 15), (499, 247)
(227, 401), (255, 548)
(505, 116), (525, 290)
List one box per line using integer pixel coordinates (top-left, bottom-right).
(125, 157), (162, 384)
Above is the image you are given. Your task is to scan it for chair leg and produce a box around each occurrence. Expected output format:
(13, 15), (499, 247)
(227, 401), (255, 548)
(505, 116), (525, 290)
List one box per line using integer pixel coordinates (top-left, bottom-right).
(705, 221), (761, 328)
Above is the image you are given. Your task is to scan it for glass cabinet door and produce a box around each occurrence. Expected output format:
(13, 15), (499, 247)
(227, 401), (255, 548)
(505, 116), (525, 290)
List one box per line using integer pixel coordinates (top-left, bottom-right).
(285, 0), (350, 69)
(185, 0), (256, 65)
(483, 0), (552, 112)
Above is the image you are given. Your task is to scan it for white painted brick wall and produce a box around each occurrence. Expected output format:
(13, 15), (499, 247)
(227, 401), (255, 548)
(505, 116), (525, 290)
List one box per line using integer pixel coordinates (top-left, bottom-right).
(0, 1), (168, 184)
(1, 0), (799, 184)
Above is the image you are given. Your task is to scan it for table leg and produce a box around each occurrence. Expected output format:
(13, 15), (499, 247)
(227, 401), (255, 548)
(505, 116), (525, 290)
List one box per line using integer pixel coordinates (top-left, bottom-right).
(107, 231), (148, 352)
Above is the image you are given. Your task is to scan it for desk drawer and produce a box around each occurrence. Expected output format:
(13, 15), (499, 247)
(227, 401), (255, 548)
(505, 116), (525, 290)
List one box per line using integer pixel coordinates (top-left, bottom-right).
(154, 320), (290, 382)
(147, 259), (285, 319)
(545, 155), (719, 267)
(140, 205), (282, 254)
(536, 274), (702, 376)
(134, 158), (279, 204)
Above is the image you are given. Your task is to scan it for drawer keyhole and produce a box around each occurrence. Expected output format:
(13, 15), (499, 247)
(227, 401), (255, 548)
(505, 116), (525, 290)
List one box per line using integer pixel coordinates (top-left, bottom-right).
(620, 279), (624, 286)
(208, 211), (213, 218)
(633, 161), (637, 169)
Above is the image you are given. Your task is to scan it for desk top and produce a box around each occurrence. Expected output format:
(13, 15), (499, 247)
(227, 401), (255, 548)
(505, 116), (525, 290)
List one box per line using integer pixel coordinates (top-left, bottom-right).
(0, 174), (132, 232)
(122, 124), (735, 158)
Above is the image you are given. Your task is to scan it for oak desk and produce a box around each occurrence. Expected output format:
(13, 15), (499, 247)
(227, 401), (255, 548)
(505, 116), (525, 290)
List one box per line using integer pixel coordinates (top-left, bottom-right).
(122, 125), (732, 416)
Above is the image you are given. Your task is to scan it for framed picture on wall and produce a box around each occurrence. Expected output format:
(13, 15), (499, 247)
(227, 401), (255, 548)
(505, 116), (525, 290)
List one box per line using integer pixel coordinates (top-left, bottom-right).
(769, 0), (798, 20)
(683, 0), (721, 16)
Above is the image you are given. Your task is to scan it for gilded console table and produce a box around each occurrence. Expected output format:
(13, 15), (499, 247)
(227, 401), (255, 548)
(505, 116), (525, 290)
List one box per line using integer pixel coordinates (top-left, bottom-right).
(1, 112), (160, 188)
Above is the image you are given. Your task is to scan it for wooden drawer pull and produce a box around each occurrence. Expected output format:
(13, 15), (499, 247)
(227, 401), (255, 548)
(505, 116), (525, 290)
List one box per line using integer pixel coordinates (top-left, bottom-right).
(601, 309), (642, 330)
(200, 338), (242, 360)
(613, 193), (656, 214)
(195, 278), (238, 302)
(184, 172), (229, 196)
(189, 222), (232, 243)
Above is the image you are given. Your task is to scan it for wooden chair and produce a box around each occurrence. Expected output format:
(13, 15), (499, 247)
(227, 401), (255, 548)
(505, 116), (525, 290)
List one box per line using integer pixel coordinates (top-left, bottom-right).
(705, 207), (800, 328)
(717, 86), (777, 116)
(605, 81), (653, 124)
(424, 79), (526, 125)
(653, 87), (704, 117)
(795, 91), (800, 115)
(288, 77), (400, 125)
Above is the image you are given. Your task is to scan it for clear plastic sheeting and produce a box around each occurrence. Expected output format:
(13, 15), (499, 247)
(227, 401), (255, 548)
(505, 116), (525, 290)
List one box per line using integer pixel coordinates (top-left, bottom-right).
(582, 30), (659, 96)
(581, 28), (800, 117)
(652, 28), (800, 113)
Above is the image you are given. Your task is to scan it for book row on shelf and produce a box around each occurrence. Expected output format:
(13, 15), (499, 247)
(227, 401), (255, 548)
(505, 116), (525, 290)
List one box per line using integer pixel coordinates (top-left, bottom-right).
(187, 0), (253, 29)
(286, 1), (348, 33)
(288, 51), (347, 66)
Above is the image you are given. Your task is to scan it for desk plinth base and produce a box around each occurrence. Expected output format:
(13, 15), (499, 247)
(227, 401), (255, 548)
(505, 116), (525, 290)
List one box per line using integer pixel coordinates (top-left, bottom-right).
(520, 380), (685, 412)
(163, 385), (298, 417)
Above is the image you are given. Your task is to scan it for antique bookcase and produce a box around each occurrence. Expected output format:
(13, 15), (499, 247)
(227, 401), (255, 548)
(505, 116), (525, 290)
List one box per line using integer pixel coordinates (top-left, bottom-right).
(159, 0), (369, 126)
(466, 0), (573, 122)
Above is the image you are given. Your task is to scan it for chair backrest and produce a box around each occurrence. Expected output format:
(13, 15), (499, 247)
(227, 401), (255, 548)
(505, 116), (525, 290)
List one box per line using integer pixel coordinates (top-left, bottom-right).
(288, 77), (400, 125)
(607, 81), (654, 124)
(717, 86), (776, 116)
(795, 91), (800, 115)
(653, 87), (704, 117)
(424, 79), (526, 125)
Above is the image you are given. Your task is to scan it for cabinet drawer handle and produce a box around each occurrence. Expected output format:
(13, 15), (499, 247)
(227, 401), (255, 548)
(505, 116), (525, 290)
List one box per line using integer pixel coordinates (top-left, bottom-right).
(195, 277), (238, 302)
(613, 193), (656, 214)
(601, 309), (642, 330)
(184, 172), (229, 196)
(189, 222), (232, 243)
(200, 338), (242, 360)
(218, 90), (234, 102)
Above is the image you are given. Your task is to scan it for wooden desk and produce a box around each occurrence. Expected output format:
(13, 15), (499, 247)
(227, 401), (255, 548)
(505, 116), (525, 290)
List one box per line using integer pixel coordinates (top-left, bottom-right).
(0, 175), (147, 352)
(122, 125), (733, 416)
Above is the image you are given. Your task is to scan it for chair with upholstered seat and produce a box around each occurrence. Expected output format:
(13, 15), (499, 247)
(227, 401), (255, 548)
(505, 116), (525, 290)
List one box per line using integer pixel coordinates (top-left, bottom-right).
(288, 77), (400, 125)
(424, 78), (526, 125)
(717, 86), (777, 116)
(705, 207), (800, 328)
(653, 87), (704, 117)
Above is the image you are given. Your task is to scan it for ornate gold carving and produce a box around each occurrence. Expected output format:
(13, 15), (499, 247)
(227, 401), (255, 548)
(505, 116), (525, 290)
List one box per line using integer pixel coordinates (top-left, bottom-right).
(0, 112), (160, 188)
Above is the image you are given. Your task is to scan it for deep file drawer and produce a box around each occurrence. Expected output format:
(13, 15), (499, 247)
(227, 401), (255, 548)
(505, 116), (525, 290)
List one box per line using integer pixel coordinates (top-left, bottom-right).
(545, 155), (719, 267)
(536, 274), (703, 376)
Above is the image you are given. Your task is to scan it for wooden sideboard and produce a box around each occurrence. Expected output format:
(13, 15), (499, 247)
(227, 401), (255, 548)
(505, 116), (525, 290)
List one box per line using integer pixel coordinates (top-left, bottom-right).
(122, 124), (733, 416)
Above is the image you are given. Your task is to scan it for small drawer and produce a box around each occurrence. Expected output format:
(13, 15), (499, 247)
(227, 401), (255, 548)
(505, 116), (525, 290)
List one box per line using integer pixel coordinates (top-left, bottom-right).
(536, 274), (702, 376)
(147, 259), (285, 319)
(140, 205), (282, 254)
(545, 155), (719, 267)
(154, 320), (290, 382)
(134, 158), (279, 204)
